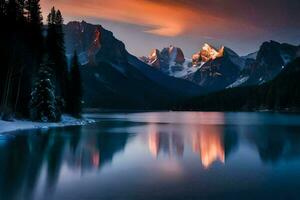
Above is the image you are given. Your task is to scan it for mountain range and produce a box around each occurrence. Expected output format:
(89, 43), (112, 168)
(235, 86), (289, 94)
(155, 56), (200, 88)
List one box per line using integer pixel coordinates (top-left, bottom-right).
(142, 42), (300, 91)
(63, 21), (203, 109)
(63, 21), (300, 110)
(179, 57), (300, 111)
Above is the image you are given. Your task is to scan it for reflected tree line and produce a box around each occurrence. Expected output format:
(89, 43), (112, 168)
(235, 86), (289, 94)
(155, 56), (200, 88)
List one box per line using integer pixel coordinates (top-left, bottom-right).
(1, 123), (300, 199)
(245, 126), (300, 163)
(0, 126), (130, 200)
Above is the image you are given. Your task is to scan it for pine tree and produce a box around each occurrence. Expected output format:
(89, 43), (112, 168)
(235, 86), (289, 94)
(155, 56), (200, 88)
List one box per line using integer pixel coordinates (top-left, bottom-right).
(0, 0), (25, 119)
(47, 6), (56, 24)
(46, 7), (68, 103)
(67, 51), (83, 117)
(30, 62), (59, 122)
(7, 0), (25, 23)
(0, 0), (43, 118)
(22, 0), (43, 82)
(26, 0), (42, 24)
(26, 0), (43, 53)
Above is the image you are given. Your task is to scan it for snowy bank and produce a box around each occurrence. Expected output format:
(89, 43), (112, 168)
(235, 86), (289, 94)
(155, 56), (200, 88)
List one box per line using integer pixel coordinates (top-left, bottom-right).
(0, 115), (95, 134)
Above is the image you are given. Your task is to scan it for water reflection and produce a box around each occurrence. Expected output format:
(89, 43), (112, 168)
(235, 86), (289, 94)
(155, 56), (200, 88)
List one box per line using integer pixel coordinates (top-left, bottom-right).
(147, 124), (227, 168)
(0, 126), (131, 200)
(147, 124), (184, 158)
(0, 112), (300, 200)
(192, 126), (225, 168)
(245, 126), (300, 163)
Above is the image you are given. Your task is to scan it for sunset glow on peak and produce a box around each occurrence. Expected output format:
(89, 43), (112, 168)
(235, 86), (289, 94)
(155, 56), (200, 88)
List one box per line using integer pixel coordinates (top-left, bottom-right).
(201, 43), (224, 61)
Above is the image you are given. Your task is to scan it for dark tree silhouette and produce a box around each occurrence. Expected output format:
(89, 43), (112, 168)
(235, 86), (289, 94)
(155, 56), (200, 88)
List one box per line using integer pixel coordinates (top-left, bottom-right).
(46, 7), (68, 104)
(30, 61), (59, 122)
(66, 51), (83, 117)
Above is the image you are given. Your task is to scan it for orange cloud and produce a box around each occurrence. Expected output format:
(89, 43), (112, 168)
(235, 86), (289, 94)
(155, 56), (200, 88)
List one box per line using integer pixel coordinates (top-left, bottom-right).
(41, 0), (261, 37)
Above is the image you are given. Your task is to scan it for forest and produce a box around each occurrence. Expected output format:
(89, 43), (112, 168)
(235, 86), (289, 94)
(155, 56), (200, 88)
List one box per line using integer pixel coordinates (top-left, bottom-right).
(0, 0), (82, 122)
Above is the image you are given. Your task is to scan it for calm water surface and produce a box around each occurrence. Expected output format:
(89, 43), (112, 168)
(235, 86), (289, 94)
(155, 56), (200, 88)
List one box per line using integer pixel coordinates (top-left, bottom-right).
(1, 112), (300, 200)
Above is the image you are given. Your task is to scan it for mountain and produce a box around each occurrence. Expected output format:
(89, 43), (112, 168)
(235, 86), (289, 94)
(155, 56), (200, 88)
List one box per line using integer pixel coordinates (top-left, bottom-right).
(64, 21), (102, 65)
(63, 21), (300, 110)
(185, 46), (242, 91)
(178, 57), (300, 111)
(143, 44), (242, 91)
(140, 46), (192, 77)
(242, 51), (258, 60)
(192, 43), (224, 65)
(63, 21), (203, 109)
(239, 41), (300, 86)
(143, 42), (300, 92)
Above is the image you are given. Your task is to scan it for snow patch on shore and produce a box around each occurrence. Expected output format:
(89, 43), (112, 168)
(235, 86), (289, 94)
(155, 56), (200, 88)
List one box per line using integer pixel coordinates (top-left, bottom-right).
(0, 115), (95, 134)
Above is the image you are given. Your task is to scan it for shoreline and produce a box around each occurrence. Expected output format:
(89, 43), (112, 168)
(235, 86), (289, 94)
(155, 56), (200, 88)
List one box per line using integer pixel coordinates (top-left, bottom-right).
(2, 110), (300, 135)
(84, 107), (300, 113)
(0, 115), (96, 135)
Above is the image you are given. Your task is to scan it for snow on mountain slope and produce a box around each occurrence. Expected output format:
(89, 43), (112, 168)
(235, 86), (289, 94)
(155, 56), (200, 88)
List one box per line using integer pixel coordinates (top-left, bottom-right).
(171, 59), (199, 78)
(142, 41), (300, 91)
(226, 76), (250, 88)
(142, 44), (242, 90)
(241, 41), (300, 86)
(141, 46), (186, 75)
(127, 54), (203, 96)
(192, 43), (224, 64)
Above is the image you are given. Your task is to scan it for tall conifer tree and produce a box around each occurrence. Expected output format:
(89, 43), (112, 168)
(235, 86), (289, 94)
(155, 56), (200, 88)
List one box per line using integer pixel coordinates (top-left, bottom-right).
(46, 7), (68, 103)
(67, 51), (82, 117)
(26, 0), (43, 52)
(30, 61), (59, 122)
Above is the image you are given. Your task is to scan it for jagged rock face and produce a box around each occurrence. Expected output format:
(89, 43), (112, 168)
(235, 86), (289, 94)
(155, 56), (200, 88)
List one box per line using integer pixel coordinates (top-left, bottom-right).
(141, 43), (243, 90)
(143, 46), (186, 72)
(95, 26), (128, 64)
(160, 46), (185, 66)
(141, 41), (300, 91)
(243, 41), (300, 85)
(64, 21), (102, 64)
(88, 28), (101, 63)
(64, 21), (128, 65)
(167, 46), (185, 64)
(148, 49), (162, 69)
(192, 44), (224, 66)
(186, 48), (241, 90)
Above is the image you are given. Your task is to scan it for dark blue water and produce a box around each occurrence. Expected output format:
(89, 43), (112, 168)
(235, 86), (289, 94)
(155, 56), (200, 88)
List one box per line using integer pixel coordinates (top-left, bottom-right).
(1, 112), (300, 200)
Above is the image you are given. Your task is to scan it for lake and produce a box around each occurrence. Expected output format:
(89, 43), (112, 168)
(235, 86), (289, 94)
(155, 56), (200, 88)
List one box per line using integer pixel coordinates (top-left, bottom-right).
(1, 112), (300, 200)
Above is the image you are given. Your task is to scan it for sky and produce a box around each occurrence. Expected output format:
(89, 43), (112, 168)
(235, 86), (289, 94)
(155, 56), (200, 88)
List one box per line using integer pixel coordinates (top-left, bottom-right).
(41, 0), (300, 57)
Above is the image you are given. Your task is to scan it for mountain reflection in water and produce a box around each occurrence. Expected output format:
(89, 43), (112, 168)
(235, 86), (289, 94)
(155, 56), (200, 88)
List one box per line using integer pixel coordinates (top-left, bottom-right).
(1, 112), (300, 200)
(147, 124), (227, 168)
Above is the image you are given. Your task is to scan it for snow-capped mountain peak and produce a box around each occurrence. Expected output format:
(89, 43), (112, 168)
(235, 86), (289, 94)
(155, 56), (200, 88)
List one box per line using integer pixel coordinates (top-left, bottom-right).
(141, 45), (186, 73)
(192, 43), (225, 67)
(168, 45), (178, 65)
(140, 41), (300, 91)
(202, 43), (224, 61)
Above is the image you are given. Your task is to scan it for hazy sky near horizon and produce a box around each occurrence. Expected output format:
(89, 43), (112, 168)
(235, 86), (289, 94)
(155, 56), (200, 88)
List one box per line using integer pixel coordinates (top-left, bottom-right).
(41, 0), (300, 57)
